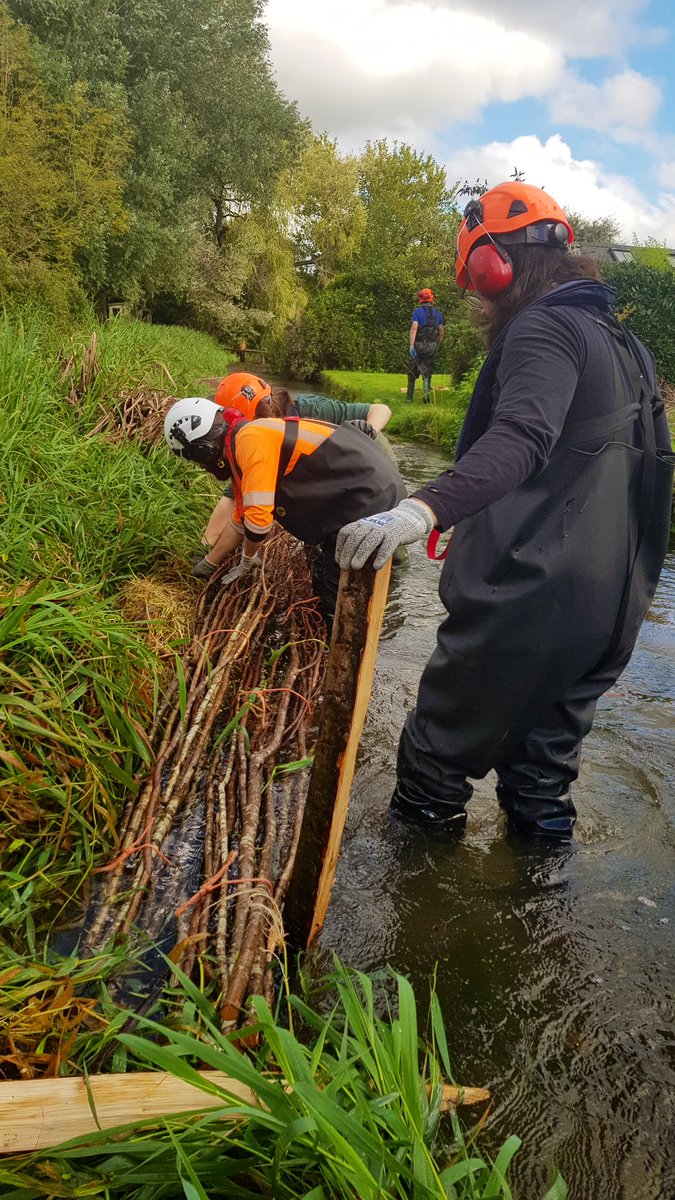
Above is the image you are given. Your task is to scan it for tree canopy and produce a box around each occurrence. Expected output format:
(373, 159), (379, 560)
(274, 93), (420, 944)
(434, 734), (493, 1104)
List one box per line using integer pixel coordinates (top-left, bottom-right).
(5, 2), (668, 381)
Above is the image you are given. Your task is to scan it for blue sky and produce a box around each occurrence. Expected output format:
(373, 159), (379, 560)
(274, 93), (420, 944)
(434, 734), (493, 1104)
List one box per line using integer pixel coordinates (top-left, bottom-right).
(265, 0), (675, 242)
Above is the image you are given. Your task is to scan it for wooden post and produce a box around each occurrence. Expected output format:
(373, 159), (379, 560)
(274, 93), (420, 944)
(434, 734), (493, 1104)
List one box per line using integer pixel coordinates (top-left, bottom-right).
(0, 1071), (257, 1154)
(284, 559), (392, 949)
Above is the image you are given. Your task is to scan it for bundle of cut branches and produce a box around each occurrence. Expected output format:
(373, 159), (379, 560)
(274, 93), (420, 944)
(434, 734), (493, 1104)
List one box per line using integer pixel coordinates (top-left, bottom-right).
(83, 531), (327, 1030)
(87, 387), (170, 446)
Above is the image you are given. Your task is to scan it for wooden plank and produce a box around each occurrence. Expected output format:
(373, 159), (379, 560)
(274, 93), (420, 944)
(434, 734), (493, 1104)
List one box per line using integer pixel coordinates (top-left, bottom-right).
(0, 1069), (490, 1155)
(284, 559), (392, 948)
(0, 1070), (256, 1154)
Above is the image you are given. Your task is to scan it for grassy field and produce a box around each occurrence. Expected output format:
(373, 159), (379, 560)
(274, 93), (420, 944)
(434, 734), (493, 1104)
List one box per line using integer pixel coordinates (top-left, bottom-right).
(320, 367), (478, 455)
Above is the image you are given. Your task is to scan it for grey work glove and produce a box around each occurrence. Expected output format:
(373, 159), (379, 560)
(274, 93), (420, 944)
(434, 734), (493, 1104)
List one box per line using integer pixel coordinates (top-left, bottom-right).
(192, 555), (217, 579)
(409, 345), (417, 360)
(220, 550), (261, 587)
(336, 498), (434, 571)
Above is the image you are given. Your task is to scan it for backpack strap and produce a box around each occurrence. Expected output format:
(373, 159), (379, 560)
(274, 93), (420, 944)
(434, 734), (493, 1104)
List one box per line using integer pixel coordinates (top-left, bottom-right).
(276, 416), (300, 483)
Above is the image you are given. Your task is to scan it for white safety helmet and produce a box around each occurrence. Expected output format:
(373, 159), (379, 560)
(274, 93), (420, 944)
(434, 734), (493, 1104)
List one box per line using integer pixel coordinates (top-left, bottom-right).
(164, 397), (222, 457)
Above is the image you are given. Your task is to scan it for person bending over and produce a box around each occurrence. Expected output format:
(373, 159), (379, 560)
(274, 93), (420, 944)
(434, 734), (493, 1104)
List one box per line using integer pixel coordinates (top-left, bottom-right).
(164, 393), (405, 619)
(201, 374), (395, 553)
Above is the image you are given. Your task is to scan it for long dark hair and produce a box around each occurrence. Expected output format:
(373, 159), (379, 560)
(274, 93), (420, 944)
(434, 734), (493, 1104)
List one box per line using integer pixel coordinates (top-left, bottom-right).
(269, 387), (295, 417)
(479, 245), (603, 345)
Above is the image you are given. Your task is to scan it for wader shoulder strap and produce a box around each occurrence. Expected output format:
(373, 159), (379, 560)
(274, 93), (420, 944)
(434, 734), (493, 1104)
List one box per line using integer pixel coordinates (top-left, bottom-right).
(277, 417), (300, 483)
(225, 422), (243, 493)
(555, 402), (641, 447)
(599, 324), (660, 657)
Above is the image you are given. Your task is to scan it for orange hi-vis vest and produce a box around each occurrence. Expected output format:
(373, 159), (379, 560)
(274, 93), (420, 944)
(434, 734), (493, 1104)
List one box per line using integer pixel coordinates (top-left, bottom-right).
(229, 417), (336, 542)
(227, 417), (405, 545)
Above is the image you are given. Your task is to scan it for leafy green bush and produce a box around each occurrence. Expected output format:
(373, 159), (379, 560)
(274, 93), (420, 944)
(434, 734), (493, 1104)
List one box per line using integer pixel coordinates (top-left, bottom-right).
(602, 261), (675, 383)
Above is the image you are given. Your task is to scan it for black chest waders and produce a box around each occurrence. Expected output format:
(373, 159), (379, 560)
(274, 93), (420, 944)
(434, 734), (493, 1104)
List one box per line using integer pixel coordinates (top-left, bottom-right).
(268, 421), (405, 621)
(273, 421), (405, 544)
(393, 324), (674, 837)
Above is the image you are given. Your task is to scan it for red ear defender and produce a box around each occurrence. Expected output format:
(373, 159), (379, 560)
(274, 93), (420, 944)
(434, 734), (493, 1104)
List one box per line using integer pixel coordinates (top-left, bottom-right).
(466, 242), (513, 298)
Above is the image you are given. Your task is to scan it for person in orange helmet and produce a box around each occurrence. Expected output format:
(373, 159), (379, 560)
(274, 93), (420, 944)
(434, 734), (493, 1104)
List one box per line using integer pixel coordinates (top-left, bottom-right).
(407, 288), (444, 403)
(200, 372), (395, 553)
(337, 180), (673, 840)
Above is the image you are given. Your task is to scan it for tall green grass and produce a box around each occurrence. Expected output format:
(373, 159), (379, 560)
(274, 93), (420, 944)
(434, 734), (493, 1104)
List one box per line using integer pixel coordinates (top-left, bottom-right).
(0, 308), (232, 952)
(0, 958), (567, 1200)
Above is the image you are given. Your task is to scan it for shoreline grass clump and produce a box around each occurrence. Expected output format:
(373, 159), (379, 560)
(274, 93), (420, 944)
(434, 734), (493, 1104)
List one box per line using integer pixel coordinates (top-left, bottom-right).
(0, 957), (567, 1200)
(0, 307), (233, 960)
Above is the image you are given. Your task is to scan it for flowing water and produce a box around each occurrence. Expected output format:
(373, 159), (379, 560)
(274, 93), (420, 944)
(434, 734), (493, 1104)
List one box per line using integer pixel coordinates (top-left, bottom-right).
(315, 440), (675, 1200)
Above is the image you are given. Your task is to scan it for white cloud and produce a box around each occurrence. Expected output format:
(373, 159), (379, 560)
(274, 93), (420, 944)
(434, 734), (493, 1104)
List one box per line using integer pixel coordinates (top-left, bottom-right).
(551, 69), (662, 141)
(384, 0), (668, 57)
(263, 2), (675, 246)
(266, 0), (563, 141)
(266, 1), (666, 153)
(658, 160), (675, 189)
(445, 134), (675, 243)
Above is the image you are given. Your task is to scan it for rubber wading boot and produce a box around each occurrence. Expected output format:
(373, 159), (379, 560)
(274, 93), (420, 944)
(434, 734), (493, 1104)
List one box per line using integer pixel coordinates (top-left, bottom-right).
(390, 791), (467, 836)
(497, 782), (576, 841)
(406, 377), (416, 403)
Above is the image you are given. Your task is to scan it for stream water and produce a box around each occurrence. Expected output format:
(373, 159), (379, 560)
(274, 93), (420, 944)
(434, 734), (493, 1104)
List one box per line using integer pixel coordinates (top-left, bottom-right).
(315, 440), (675, 1200)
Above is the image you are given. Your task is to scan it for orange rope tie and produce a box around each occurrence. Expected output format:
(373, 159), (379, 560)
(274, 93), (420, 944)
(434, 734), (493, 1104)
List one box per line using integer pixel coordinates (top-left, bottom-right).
(249, 685), (312, 716)
(175, 850), (239, 917)
(92, 821), (174, 873)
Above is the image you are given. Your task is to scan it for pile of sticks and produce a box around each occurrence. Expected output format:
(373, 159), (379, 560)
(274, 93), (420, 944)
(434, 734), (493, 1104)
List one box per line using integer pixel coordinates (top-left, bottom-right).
(86, 387), (169, 446)
(83, 532), (327, 1029)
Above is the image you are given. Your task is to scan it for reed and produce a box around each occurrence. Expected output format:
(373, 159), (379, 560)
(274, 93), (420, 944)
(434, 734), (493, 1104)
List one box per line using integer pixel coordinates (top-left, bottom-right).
(0, 958), (567, 1200)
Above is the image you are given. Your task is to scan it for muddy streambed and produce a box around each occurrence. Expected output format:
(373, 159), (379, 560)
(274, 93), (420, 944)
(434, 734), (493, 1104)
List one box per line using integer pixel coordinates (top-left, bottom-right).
(315, 440), (675, 1200)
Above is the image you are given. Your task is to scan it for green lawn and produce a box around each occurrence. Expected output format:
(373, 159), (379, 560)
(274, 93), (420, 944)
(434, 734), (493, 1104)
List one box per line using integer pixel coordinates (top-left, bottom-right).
(320, 368), (474, 454)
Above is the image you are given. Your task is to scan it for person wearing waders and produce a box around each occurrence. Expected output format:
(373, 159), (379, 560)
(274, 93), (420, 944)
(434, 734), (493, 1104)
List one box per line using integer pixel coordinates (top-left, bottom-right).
(163, 395), (405, 621)
(337, 181), (673, 840)
(407, 288), (445, 403)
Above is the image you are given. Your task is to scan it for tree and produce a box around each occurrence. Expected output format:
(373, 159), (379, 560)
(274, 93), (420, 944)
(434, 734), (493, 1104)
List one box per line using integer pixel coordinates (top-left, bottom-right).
(565, 211), (621, 244)
(0, 6), (129, 311)
(286, 140), (482, 378)
(8, 0), (306, 325)
(278, 136), (366, 287)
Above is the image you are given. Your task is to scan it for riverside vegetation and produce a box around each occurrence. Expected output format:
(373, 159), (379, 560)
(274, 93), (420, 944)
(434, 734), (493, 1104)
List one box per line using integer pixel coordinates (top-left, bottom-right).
(0, 308), (569, 1197)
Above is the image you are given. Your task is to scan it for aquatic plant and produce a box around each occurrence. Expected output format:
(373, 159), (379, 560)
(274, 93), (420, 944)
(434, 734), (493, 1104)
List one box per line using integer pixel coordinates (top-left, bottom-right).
(0, 958), (567, 1199)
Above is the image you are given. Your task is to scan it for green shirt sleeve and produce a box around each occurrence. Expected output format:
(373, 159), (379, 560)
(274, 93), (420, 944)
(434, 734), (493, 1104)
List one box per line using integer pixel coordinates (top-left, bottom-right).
(295, 393), (371, 424)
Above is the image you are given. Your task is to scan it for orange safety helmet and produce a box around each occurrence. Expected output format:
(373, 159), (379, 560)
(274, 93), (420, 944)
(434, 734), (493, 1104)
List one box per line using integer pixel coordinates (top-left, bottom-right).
(418, 288), (435, 302)
(214, 372), (272, 421)
(455, 182), (575, 297)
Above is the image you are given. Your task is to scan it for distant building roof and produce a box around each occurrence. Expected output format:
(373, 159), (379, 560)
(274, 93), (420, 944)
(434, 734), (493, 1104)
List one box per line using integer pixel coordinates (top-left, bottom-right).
(576, 242), (675, 265)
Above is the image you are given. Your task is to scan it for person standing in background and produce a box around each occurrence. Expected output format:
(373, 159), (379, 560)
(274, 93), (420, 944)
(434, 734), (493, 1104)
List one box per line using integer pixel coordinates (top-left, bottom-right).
(407, 288), (444, 403)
